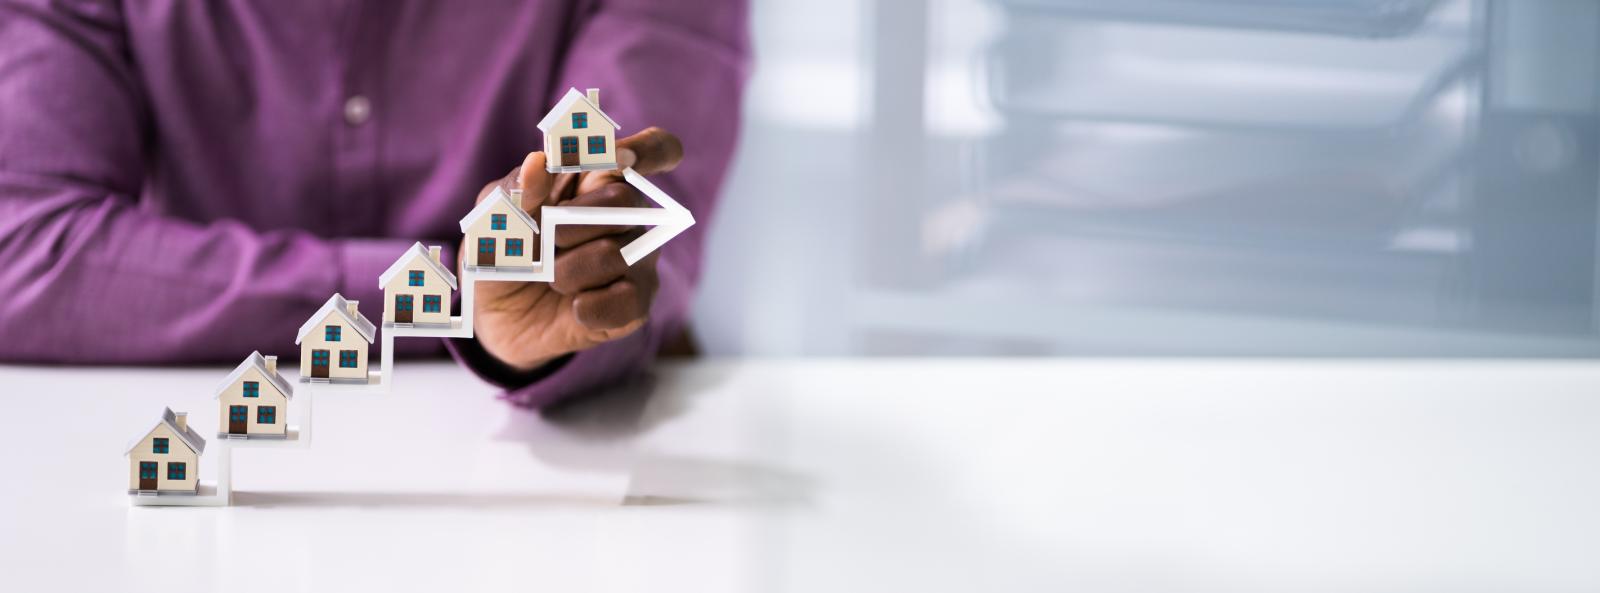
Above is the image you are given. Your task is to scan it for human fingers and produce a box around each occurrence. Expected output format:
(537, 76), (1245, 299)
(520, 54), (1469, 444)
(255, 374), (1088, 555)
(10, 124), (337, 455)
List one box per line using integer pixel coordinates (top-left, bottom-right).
(514, 152), (557, 205)
(553, 182), (645, 248)
(574, 248), (659, 331)
(572, 279), (651, 331)
(551, 236), (629, 296)
(616, 127), (683, 176)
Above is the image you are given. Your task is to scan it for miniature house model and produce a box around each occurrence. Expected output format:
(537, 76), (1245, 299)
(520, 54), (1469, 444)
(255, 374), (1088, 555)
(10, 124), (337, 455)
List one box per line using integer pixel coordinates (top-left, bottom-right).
(459, 186), (540, 269)
(126, 408), (206, 494)
(538, 87), (619, 173)
(295, 293), (377, 383)
(213, 351), (293, 439)
(378, 242), (459, 327)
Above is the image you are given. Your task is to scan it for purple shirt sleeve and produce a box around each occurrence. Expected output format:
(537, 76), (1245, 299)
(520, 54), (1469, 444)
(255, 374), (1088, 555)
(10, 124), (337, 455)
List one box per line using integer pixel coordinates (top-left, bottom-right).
(0, 1), (426, 363)
(444, 0), (752, 408)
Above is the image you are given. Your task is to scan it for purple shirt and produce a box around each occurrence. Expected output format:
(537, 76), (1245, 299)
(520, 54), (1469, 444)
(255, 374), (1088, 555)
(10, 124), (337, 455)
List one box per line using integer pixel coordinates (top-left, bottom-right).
(0, 0), (748, 407)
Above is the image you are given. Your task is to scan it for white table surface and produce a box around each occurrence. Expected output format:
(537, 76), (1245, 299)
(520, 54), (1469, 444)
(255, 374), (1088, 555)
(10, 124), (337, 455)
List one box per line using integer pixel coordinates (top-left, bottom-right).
(2, 358), (1599, 592)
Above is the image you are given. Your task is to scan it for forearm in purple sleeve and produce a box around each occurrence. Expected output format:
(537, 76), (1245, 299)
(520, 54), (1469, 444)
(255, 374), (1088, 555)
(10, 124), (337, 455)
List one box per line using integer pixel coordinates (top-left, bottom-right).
(0, 176), (436, 363)
(0, 1), (436, 363)
(444, 0), (751, 406)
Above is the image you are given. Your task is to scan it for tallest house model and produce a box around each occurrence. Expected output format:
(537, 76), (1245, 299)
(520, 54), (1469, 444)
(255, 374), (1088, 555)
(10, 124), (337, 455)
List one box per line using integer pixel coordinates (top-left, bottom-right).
(538, 87), (619, 173)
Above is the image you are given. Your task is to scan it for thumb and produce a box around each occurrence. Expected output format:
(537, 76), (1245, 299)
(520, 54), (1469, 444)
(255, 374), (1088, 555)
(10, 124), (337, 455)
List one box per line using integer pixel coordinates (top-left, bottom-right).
(516, 151), (555, 210)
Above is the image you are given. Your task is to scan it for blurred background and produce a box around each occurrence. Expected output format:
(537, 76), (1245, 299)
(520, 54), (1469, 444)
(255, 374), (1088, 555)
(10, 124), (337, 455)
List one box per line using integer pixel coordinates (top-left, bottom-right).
(695, 0), (1600, 358)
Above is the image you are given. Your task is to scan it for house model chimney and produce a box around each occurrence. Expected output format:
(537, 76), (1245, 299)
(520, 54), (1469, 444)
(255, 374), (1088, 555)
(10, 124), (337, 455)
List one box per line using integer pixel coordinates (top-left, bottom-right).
(174, 412), (188, 432)
(264, 355), (278, 376)
(586, 88), (599, 108)
(428, 245), (442, 265)
(510, 188), (525, 210)
(345, 300), (360, 317)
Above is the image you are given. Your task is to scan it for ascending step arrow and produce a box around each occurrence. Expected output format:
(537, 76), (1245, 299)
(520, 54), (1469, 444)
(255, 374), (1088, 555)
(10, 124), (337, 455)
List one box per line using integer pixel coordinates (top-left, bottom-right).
(376, 167), (696, 393)
(539, 167), (696, 266)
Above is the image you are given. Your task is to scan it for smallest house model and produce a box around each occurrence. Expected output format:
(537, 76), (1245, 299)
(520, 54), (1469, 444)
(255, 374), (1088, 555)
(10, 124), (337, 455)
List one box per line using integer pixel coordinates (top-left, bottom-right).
(378, 242), (459, 327)
(213, 351), (294, 439)
(126, 408), (206, 494)
(538, 87), (620, 173)
(296, 293), (377, 383)
(459, 186), (540, 269)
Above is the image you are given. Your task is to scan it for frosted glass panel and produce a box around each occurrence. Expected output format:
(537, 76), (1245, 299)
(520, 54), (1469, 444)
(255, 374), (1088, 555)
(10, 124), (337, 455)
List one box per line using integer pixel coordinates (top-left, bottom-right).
(697, 0), (1600, 357)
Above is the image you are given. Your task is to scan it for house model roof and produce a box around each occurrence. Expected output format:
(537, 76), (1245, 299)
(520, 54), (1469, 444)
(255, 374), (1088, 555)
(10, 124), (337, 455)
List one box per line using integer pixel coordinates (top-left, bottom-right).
(537, 87), (620, 132)
(458, 186), (540, 235)
(211, 351), (293, 400)
(295, 293), (377, 344)
(376, 242), (459, 291)
(125, 407), (207, 456)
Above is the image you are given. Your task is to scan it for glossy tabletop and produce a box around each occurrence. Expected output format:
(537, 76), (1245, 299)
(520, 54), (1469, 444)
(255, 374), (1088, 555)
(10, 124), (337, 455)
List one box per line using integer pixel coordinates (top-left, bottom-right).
(2, 358), (1598, 592)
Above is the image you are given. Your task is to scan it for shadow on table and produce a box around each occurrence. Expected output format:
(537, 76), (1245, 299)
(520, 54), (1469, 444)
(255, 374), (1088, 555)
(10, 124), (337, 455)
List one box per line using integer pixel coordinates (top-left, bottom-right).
(536, 370), (670, 439)
(494, 363), (816, 508)
(492, 364), (731, 469)
(621, 453), (816, 508)
(530, 361), (739, 439)
(231, 490), (618, 509)
(487, 371), (664, 478)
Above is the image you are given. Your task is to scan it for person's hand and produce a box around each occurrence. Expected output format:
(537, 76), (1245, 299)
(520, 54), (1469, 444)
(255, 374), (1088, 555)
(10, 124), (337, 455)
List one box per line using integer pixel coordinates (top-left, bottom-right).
(464, 127), (684, 372)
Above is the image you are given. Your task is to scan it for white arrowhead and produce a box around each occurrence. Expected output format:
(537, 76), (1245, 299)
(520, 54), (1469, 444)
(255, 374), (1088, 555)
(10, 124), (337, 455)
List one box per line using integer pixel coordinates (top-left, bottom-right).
(617, 167), (695, 265)
(538, 167), (695, 266)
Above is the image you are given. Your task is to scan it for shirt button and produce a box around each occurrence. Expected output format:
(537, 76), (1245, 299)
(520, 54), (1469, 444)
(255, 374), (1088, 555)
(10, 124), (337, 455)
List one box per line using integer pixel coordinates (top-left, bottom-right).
(343, 95), (371, 126)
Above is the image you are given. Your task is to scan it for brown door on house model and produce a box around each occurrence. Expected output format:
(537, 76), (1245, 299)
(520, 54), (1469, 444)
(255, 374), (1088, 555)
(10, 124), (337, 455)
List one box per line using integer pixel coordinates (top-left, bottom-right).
(312, 349), (330, 378)
(229, 405), (248, 434)
(561, 136), (579, 166)
(138, 461), (157, 490)
(395, 294), (413, 324)
(477, 237), (496, 267)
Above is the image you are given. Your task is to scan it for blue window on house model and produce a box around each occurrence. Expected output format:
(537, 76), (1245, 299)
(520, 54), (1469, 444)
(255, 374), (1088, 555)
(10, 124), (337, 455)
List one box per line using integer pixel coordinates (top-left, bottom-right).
(139, 462), (158, 480)
(572, 112), (587, 129)
(152, 438), (169, 454)
(409, 270), (424, 286)
(167, 462), (186, 481)
(561, 136), (579, 155)
(312, 350), (329, 366)
(325, 325), (341, 342)
(423, 295), (442, 313)
(230, 405), (248, 424)
(506, 239), (524, 256)
(243, 381), (259, 398)
(491, 214), (507, 231)
(257, 406), (276, 425)
(339, 350), (358, 368)
(588, 136), (606, 154)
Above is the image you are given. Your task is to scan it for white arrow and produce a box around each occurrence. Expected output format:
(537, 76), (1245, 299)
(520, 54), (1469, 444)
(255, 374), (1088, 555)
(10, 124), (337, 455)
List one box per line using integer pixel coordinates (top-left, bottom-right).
(369, 166), (694, 393)
(539, 167), (695, 266)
